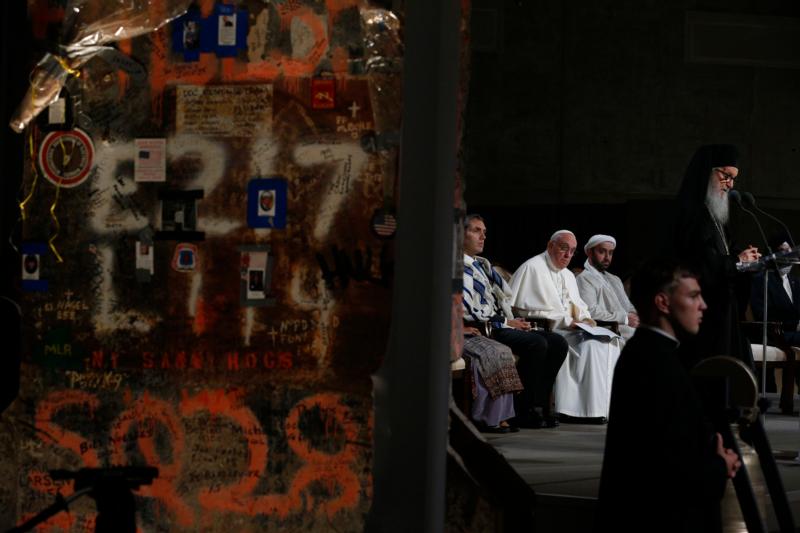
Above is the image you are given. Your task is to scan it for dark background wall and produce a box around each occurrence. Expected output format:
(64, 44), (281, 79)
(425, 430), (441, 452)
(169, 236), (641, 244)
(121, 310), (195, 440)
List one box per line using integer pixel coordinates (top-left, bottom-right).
(464, 0), (800, 278)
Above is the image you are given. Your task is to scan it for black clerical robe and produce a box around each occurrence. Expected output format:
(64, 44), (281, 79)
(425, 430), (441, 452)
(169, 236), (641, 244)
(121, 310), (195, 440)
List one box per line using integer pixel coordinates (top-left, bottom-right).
(677, 209), (754, 369)
(596, 327), (728, 533)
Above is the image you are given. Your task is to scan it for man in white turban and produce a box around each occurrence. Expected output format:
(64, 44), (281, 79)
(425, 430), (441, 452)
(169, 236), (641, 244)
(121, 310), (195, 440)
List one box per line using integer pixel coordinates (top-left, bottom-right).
(508, 230), (622, 421)
(576, 235), (639, 340)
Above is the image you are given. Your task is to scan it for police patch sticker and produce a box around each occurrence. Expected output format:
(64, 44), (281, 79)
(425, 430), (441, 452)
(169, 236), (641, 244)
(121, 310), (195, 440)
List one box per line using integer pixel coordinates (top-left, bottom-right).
(172, 243), (198, 272)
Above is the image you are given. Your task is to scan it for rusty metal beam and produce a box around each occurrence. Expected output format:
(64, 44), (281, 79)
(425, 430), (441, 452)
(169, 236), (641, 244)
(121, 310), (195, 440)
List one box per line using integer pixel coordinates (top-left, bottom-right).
(366, 0), (462, 531)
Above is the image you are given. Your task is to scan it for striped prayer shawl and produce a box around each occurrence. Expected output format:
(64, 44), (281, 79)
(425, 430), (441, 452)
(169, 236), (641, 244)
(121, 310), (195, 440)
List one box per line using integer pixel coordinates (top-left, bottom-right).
(463, 254), (514, 330)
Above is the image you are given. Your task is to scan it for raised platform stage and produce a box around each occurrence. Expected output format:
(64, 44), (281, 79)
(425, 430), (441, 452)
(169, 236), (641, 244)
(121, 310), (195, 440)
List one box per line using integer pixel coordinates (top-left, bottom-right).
(485, 398), (800, 532)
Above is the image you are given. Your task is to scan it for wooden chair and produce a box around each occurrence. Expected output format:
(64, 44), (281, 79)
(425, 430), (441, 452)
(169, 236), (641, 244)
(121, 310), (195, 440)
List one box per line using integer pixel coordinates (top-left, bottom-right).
(451, 355), (471, 415)
(741, 313), (798, 415)
(452, 321), (493, 415)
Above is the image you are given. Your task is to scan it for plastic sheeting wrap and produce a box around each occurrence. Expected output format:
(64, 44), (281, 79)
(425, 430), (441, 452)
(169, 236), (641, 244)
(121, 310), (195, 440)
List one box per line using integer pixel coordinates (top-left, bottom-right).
(360, 5), (403, 214)
(360, 5), (403, 133)
(10, 0), (191, 133)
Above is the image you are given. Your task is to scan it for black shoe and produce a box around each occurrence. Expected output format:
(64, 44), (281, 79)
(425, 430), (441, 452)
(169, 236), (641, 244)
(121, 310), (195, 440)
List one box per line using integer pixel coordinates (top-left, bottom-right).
(514, 412), (544, 429)
(481, 424), (511, 434)
(500, 422), (520, 433)
(543, 415), (559, 428)
(558, 414), (605, 425)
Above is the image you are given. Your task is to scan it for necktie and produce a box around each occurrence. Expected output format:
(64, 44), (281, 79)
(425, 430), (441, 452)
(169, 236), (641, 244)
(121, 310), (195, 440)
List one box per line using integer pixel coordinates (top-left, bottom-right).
(783, 274), (793, 303)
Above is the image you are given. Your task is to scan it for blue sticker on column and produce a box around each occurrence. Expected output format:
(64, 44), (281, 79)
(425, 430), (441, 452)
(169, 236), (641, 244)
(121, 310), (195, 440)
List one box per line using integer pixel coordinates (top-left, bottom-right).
(21, 242), (48, 292)
(172, 6), (203, 62)
(248, 178), (287, 229)
(201, 3), (249, 58)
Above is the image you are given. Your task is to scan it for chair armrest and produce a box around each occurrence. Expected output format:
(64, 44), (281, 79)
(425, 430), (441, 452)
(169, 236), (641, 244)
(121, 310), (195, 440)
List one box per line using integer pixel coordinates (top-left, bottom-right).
(742, 320), (785, 327)
(741, 320), (784, 337)
(463, 320), (491, 337)
(741, 320), (790, 352)
(595, 320), (620, 334)
(520, 317), (554, 332)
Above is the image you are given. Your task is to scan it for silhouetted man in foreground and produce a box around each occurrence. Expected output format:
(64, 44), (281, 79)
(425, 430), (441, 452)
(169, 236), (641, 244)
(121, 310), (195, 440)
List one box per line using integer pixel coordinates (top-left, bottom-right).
(597, 259), (740, 533)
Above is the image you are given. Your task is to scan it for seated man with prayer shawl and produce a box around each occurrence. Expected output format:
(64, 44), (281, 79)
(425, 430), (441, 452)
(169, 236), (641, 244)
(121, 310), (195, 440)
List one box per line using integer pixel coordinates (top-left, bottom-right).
(509, 230), (622, 421)
(463, 215), (568, 428)
(576, 234), (639, 340)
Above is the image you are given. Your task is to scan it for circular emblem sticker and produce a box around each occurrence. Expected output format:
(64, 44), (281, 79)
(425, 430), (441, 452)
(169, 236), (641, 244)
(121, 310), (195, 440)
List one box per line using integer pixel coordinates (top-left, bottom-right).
(38, 128), (95, 188)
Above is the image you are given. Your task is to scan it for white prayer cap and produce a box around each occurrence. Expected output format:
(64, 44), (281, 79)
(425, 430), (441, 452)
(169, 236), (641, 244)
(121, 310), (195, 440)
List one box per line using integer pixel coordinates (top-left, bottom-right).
(549, 229), (575, 242)
(584, 234), (616, 253)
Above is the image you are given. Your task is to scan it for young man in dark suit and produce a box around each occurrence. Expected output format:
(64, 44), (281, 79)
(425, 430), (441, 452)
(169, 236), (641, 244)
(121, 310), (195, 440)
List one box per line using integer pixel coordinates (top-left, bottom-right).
(596, 259), (741, 532)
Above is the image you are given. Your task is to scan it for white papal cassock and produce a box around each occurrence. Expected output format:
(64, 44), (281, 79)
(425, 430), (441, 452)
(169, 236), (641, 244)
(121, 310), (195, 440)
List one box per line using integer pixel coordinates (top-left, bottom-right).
(509, 252), (621, 418)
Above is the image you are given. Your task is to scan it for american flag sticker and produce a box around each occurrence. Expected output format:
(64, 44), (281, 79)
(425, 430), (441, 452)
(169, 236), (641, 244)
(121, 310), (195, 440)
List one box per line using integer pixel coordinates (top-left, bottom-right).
(371, 209), (397, 239)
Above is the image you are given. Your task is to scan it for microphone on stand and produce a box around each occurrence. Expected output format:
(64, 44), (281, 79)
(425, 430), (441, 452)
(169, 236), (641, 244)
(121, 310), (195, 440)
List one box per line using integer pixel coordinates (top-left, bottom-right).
(729, 190), (772, 255)
(741, 191), (796, 248)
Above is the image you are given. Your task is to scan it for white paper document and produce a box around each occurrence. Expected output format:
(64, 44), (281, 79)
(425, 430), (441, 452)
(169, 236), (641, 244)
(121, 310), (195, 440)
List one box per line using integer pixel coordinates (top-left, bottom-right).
(574, 322), (620, 339)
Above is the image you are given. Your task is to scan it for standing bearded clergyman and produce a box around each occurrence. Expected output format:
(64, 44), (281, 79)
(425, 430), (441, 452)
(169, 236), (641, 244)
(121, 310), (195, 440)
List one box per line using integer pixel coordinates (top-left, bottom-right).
(673, 144), (760, 369)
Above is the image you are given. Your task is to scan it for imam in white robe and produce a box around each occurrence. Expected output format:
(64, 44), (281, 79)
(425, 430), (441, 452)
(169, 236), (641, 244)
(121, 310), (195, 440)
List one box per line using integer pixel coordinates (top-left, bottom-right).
(576, 260), (637, 340)
(509, 252), (621, 418)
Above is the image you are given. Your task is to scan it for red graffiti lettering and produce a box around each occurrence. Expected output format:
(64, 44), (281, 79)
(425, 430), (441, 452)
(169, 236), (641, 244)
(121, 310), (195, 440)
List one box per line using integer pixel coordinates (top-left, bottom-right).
(22, 388), (365, 527)
(284, 393), (360, 518)
(110, 394), (194, 526)
(179, 389), (269, 515)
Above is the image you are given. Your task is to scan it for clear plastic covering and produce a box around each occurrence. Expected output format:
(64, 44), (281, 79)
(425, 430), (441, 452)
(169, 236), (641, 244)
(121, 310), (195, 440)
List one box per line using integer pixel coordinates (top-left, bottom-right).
(360, 7), (402, 76)
(359, 5), (403, 144)
(10, 0), (191, 133)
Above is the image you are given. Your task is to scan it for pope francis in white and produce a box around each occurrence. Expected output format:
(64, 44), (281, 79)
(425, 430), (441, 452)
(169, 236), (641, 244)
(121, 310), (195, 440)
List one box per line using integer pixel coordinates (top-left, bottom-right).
(509, 230), (621, 419)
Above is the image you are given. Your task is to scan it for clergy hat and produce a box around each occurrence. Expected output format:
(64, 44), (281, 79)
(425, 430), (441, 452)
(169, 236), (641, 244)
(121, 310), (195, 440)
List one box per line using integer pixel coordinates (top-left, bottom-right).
(584, 234), (616, 254)
(549, 229), (575, 242)
(706, 144), (739, 168)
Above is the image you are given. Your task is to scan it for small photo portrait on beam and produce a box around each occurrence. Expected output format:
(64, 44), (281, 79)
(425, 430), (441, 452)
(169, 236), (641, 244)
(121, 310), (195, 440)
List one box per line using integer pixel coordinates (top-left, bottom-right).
(239, 245), (276, 306)
(21, 242), (48, 292)
(248, 177), (287, 229)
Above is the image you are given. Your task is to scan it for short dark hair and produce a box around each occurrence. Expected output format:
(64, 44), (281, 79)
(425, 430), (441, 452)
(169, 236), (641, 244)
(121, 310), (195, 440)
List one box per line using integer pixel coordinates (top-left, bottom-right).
(464, 213), (484, 230)
(629, 257), (698, 317)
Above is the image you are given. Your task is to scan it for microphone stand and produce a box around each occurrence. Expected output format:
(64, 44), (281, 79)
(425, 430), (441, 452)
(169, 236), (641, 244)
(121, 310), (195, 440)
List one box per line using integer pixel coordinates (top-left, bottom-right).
(739, 191), (800, 413)
(743, 191), (796, 248)
(738, 247), (800, 412)
(730, 190), (773, 408)
(763, 268), (769, 407)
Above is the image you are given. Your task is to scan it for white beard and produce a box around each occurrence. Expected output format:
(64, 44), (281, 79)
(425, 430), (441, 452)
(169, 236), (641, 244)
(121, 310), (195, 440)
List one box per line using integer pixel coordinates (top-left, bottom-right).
(705, 180), (729, 225)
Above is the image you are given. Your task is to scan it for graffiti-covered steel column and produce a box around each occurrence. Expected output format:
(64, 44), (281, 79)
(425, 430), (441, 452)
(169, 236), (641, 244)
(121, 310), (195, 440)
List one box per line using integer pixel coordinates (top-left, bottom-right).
(3, 0), (407, 531)
(368, 0), (462, 531)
